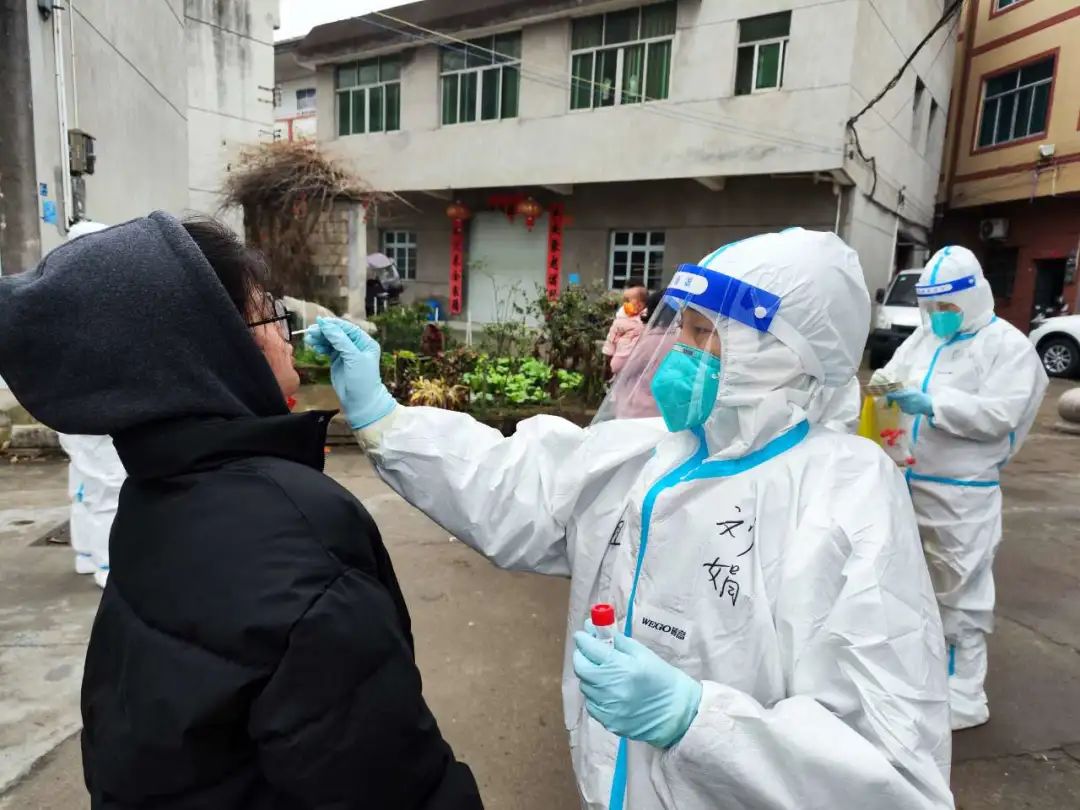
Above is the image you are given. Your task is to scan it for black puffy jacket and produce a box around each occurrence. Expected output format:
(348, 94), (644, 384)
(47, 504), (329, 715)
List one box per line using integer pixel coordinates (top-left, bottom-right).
(82, 411), (482, 808)
(0, 213), (481, 809)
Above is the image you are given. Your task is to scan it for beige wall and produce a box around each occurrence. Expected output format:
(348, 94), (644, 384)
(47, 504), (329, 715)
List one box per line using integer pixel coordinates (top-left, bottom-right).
(944, 0), (1080, 207)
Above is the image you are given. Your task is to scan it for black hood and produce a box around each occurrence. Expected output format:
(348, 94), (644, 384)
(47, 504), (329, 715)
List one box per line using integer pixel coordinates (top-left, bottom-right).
(0, 211), (288, 434)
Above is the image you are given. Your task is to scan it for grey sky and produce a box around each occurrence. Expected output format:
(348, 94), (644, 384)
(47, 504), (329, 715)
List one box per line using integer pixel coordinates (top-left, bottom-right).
(276, 0), (414, 41)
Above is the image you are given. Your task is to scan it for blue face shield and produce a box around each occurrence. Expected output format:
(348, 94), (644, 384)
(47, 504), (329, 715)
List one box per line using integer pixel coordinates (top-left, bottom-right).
(917, 273), (975, 341)
(929, 310), (964, 339)
(650, 344), (723, 432)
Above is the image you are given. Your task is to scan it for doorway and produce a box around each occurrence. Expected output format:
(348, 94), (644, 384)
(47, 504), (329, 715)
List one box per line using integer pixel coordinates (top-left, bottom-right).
(466, 211), (549, 325)
(1032, 258), (1067, 322)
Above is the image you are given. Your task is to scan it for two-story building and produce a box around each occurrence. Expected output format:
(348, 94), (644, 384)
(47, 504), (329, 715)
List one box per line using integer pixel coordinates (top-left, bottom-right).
(274, 37), (318, 142)
(937, 0), (1080, 331)
(291, 0), (955, 323)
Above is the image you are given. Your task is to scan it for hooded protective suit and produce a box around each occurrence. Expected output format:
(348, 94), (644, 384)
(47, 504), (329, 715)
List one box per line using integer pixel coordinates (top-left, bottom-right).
(342, 229), (953, 810)
(881, 245), (1047, 730)
(57, 221), (126, 587)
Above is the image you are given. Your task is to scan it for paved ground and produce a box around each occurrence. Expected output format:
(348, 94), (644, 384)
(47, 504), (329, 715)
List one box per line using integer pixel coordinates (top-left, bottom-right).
(0, 379), (1077, 809)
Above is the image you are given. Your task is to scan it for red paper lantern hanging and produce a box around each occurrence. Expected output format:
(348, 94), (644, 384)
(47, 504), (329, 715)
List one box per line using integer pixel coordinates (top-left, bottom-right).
(515, 196), (543, 231)
(446, 200), (472, 222)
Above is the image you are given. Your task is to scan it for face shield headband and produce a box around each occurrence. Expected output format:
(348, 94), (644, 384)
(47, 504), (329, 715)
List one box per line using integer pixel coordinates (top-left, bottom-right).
(665, 264), (826, 383)
(915, 275), (977, 298)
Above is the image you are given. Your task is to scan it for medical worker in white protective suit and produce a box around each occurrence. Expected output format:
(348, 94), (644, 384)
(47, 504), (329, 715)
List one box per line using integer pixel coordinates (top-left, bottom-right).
(875, 245), (1047, 731)
(58, 220), (127, 588)
(308, 229), (955, 810)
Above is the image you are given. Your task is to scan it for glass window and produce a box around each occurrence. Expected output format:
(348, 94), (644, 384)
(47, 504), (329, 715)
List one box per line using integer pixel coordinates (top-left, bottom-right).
(977, 56), (1054, 148)
(337, 91), (350, 137)
(995, 0), (1023, 10)
(735, 12), (790, 95)
(570, 2), (676, 111)
(885, 273), (919, 307)
(440, 33), (521, 125)
(296, 88), (316, 112)
(610, 230), (665, 289)
(382, 231), (418, 281)
(337, 57), (402, 136)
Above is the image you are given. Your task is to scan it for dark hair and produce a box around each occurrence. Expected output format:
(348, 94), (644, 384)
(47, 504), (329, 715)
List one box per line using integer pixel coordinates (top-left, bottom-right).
(644, 289), (677, 328)
(181, 216), (269, 319)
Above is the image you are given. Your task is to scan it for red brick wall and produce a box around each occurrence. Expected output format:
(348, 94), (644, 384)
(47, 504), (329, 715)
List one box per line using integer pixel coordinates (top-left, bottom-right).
(935, 194), (1080, 332)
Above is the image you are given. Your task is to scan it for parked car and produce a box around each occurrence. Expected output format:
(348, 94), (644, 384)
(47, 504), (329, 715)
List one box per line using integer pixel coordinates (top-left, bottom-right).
(1029, 314), (1080, 378)
(868, 269), (923, 368)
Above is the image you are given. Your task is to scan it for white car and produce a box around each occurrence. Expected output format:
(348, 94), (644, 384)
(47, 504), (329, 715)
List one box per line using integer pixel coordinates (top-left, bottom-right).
(868, 269), (923, 368)
(1029, 314), (1080, 378)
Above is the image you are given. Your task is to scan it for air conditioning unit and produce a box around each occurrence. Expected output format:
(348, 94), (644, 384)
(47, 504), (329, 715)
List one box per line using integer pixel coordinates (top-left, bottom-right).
(979, 218), (1009, 241)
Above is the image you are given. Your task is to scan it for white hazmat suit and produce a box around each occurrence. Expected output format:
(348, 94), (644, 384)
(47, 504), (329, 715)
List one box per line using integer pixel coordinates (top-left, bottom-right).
(881, 245), (1047, 730)
(353, 230), (954, 809)
(58, 220), (126, 587)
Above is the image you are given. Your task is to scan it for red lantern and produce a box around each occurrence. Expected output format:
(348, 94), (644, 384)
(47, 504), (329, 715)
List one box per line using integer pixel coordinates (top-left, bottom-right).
(446, 200), (472, 222)
(515, 197), (543, 231)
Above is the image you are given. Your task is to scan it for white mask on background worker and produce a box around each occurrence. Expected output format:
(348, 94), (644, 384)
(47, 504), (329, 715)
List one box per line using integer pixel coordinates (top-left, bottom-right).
(309, 229), (954, 809)
(879, 244), (1048, 729)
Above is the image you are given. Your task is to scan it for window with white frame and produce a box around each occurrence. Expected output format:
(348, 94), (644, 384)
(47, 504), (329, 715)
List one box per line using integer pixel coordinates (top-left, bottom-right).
(609, 231), (665, 289)
(734, 11), (790, 96)
(336, 56), (402, 136)
(382, 231), (417, 281)
(570, 2), (676, 111)
(440, 33), (521, 125)
(976, 55), (1053, 149)
(995, 0), (1024, 10)
(296, 87), (316, 112)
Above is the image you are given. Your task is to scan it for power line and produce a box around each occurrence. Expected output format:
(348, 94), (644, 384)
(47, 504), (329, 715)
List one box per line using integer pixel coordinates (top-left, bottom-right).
(846, 0), (962, 198)
(367, 10), (838, 155)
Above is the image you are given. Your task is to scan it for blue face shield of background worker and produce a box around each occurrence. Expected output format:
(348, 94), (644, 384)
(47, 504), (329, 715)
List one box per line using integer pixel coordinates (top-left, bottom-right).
(650, 344), (722, 432)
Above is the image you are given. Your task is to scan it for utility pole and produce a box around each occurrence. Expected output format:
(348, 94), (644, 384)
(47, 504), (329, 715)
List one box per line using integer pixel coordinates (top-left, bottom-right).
(0, 0), (42, 273)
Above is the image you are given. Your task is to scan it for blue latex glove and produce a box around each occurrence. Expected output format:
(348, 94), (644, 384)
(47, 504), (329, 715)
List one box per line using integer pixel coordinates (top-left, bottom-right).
(886, 388), (935, 417)
(304, 318), (396, 429)
(573, 624), (702, 749)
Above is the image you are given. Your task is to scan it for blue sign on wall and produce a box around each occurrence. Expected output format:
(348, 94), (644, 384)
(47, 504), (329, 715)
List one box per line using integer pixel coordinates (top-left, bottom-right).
(39, 183), (48, 197)
(42, 200), (58, 225)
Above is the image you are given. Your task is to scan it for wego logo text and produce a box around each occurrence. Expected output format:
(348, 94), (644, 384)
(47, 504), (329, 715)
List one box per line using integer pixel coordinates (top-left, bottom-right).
(640, 616), (686, 641)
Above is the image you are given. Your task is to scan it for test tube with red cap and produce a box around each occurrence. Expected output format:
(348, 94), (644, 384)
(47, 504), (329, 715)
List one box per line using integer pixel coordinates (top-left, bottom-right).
(591, 603), (617, 646)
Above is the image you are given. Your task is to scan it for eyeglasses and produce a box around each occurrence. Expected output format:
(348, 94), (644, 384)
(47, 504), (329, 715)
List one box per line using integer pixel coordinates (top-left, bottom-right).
(247, 295), (293, 341)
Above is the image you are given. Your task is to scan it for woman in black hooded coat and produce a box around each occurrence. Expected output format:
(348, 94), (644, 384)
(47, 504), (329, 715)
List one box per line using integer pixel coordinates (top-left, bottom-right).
(0, 213), (483, 810)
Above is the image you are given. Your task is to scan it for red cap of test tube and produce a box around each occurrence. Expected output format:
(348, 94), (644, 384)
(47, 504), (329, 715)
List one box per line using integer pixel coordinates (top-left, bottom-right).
(591, 603), (616, 628)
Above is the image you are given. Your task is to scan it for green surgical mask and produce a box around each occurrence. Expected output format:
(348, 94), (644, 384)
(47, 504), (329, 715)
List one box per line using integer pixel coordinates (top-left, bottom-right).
(650, 344), (722, 432)
(930, 310), (963, 339)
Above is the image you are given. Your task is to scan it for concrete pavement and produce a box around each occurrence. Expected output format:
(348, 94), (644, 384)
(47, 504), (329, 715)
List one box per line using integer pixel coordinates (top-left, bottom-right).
(1, 379), (1078, 809)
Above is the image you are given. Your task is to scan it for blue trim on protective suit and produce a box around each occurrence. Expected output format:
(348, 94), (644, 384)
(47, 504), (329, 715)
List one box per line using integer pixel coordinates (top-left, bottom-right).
(907, 317), (1003, 488)
(609, 421), (811, 810)
(928, 246), (952, 284)
(909, 472), (999, 488)
(948, 643), (956, 677)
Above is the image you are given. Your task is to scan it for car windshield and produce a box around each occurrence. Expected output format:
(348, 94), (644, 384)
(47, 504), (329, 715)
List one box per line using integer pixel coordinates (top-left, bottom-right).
(886, 273), (919, 307)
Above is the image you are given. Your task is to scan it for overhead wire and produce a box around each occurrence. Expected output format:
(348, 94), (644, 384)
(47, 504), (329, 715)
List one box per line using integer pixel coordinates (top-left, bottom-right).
(846, 0), (962, 198)
(366, 10), (838, 155)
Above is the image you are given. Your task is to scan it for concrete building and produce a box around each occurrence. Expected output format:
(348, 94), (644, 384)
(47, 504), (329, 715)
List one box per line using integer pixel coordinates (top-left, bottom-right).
(292, 0), (956, 323)
(186, 0), (280, 232)
(274, 37), (318, 142)
(0, 0), (278, 270)
(937, 0), (1080, 331)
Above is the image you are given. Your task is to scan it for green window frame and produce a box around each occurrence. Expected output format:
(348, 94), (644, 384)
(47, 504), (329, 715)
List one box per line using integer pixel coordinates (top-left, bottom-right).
(440, 32), (521, 125)
(336, 56), (402, 136)
(570, 2), (676, 111)
(734, 12), (790, 96)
